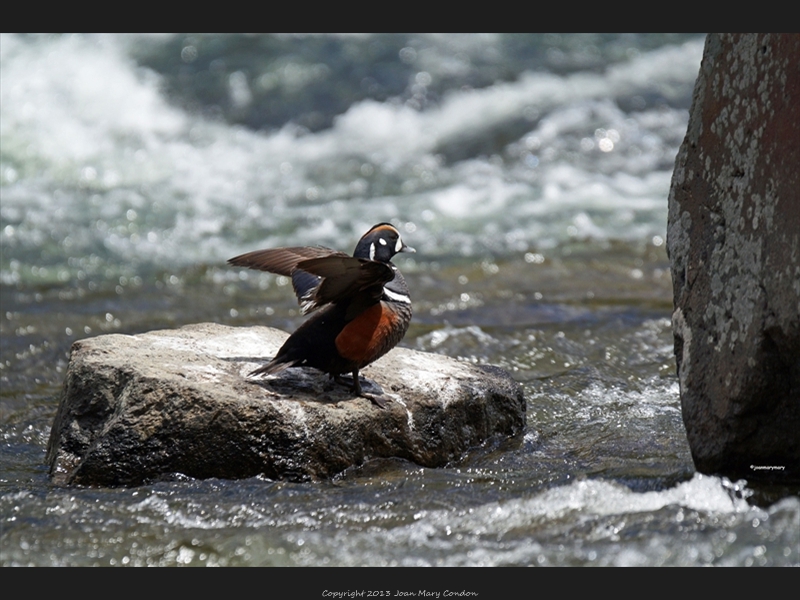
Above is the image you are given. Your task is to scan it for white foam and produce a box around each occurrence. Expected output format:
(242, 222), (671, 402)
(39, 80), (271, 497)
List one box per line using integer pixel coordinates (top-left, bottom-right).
(381, 473), (760, 542)
(1, 34), (704, 275)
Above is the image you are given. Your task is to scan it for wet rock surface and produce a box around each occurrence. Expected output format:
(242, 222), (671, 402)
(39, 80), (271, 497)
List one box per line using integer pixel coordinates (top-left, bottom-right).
(46, 323), (525, 486)
(668, 33), (800, 483)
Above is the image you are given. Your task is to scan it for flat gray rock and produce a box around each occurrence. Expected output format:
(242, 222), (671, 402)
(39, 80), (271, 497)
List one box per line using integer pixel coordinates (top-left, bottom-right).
(46, 323), (525, 486)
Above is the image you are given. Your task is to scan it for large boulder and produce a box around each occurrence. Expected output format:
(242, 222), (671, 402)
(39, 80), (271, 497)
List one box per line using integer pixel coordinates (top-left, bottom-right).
(668, 33), (800, 483)
(46, 323), (525, 486)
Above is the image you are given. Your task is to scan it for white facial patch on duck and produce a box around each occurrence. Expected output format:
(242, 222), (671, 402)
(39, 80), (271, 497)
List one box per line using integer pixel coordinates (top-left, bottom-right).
(369, 242), (376, 261)
(395, 236), (403, 253)
(379, 238), (387, 245)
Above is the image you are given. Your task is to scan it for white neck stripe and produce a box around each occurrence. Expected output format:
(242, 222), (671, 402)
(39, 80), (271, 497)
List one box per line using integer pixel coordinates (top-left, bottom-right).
(383, 286), (411, 303)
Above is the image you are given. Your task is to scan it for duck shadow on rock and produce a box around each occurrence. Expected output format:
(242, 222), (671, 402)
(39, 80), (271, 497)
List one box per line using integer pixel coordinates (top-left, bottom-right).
(221, 356), (389, 406)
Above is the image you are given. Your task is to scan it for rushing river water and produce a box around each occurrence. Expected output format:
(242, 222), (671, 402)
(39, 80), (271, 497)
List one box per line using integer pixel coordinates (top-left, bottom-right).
(1, 33), (798, 568)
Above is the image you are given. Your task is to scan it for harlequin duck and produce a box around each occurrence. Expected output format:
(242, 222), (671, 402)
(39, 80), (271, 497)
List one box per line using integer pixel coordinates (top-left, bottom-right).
(227, 223), (414, 407)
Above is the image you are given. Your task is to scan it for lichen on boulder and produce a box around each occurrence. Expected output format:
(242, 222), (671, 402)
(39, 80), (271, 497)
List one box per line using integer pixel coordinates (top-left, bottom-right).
(667, 33), (800, 483)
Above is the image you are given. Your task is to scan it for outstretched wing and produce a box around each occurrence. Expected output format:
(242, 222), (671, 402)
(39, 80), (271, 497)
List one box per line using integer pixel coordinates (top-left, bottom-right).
(227, 246), (344, 276)
(228, 246), (347, 310)
(297, 256), (394, 319)
(228, 247), (394, 318)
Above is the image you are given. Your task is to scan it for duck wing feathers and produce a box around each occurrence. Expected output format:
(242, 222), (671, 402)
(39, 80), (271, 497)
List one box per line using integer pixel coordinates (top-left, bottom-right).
(296, 256), (394, 318)
(227, 246), (346, 276)
(228, 246), (349, 311)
